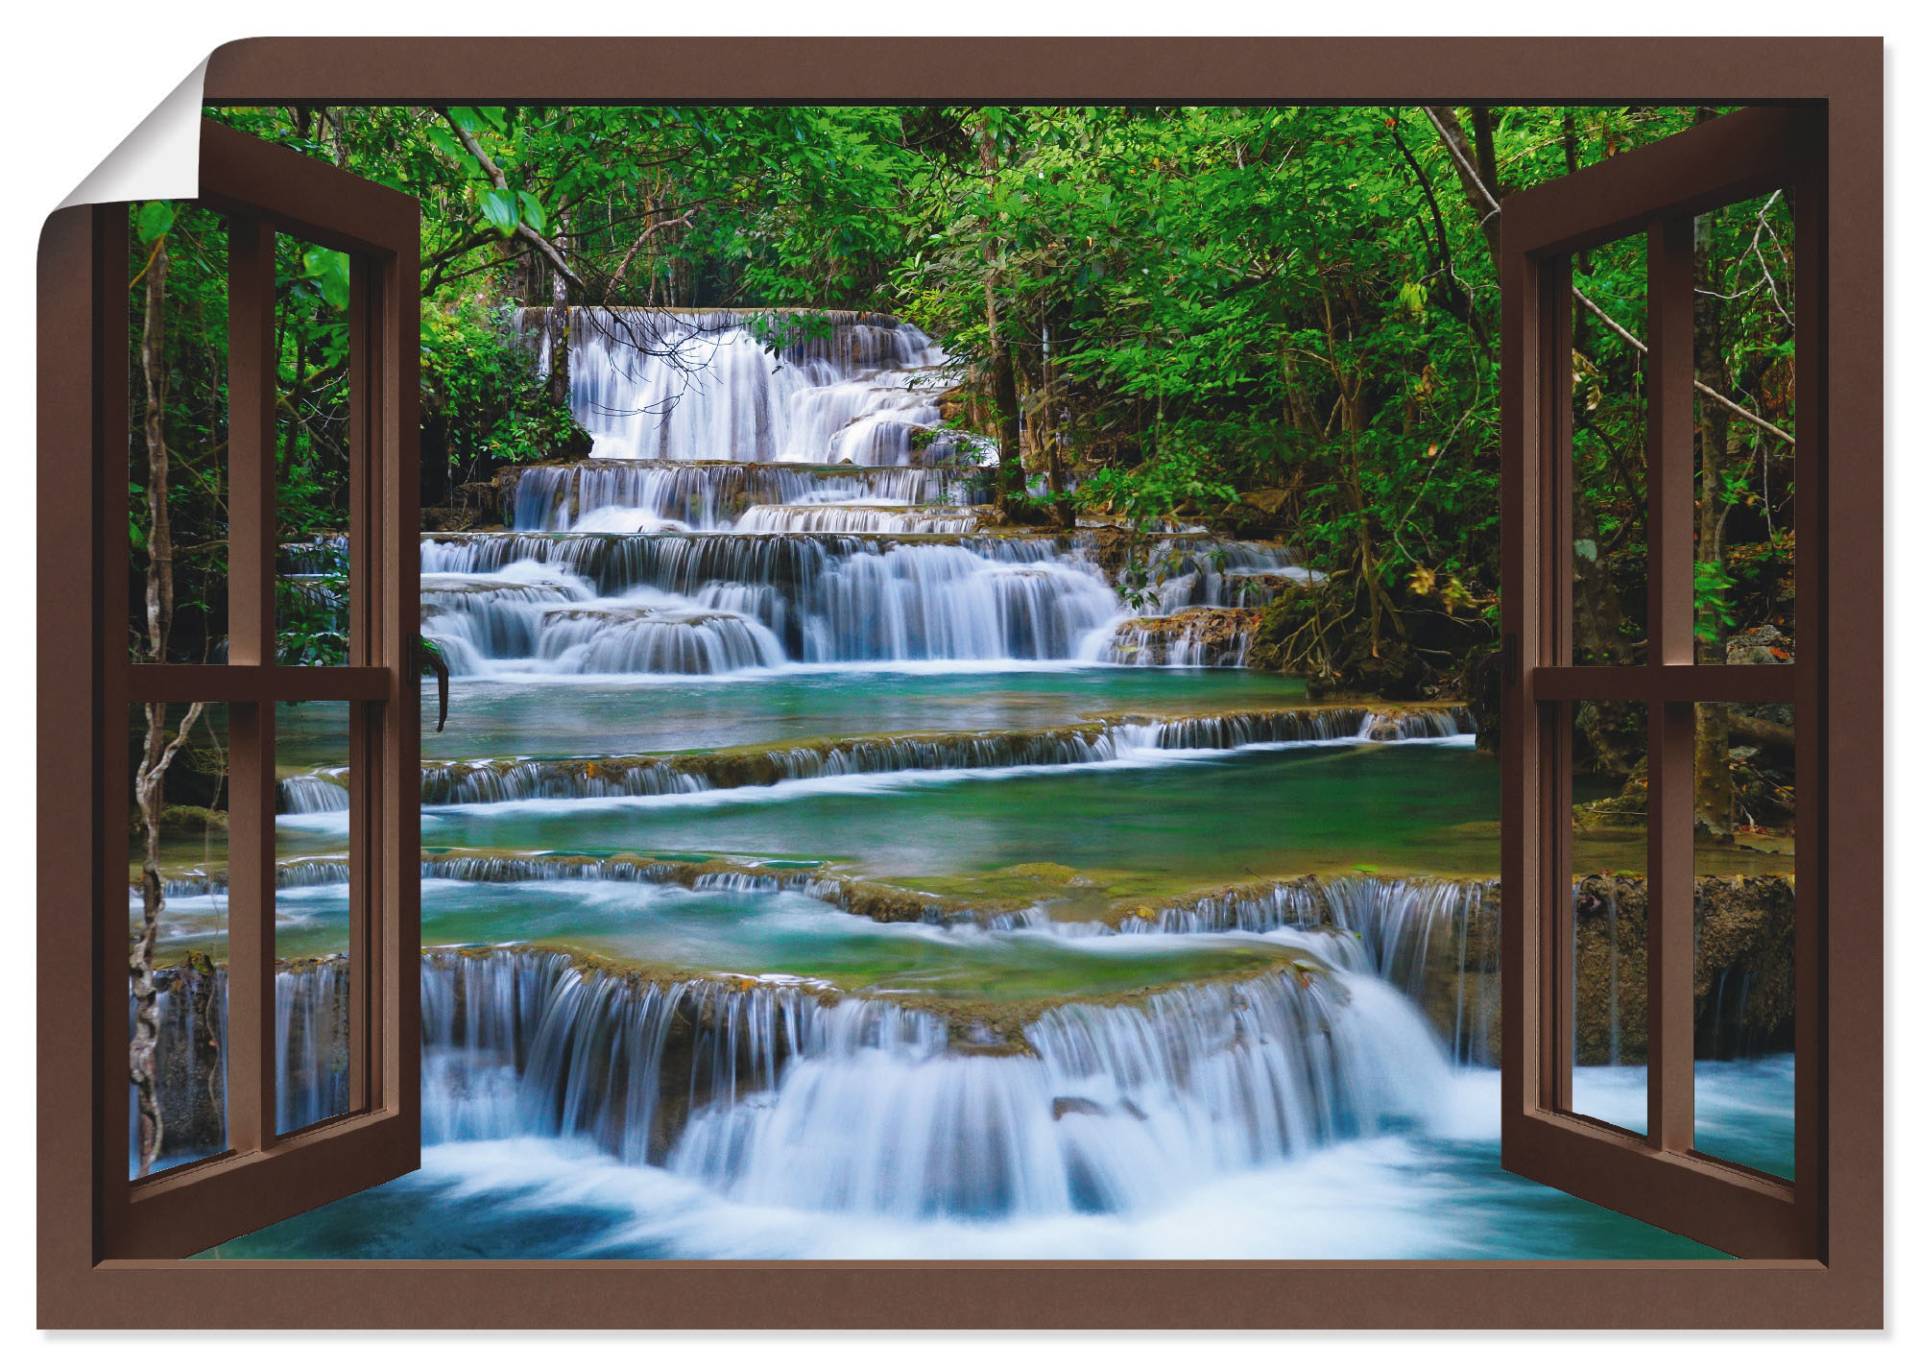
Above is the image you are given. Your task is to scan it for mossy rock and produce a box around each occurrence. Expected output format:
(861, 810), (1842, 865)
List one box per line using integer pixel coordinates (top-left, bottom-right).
(144, 804), (228, 838)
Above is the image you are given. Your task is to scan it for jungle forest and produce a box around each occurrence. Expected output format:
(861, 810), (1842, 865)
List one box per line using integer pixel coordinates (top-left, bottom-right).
(123, 104), (1800, 1260)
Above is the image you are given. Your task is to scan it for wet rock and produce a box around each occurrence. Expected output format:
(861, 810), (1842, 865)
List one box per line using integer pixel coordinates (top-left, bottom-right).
(1724, 624), (1794, 666)
(1100, 607), (1260, 667)
(1571, 873), (1796, 1064)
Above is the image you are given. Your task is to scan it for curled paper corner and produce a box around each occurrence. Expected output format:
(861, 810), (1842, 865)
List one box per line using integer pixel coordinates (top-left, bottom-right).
(58, 57), (209, 210)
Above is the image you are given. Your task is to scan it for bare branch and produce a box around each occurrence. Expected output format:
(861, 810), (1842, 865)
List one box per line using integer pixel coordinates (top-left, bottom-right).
(602, 208), (697, 301)
(1572, 290), (1796, 447)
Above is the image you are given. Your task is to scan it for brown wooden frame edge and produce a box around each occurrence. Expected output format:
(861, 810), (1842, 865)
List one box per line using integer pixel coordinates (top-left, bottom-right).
(38, 34), (1882, 1329)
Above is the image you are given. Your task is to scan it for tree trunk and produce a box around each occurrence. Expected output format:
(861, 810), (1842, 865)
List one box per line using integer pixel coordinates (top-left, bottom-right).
(129, 227), (210, 1178)
(975, 121), (1025, 512)
(986, 326), (1022, 509)
(547, 256), (571, 411)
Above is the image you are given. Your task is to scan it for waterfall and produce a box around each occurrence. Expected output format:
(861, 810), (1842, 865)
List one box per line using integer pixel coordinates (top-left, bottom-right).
(533, 598), (787, 675)
(143, 939), (1443, 1214)
(509, 461), (983, 532)
(279, 772), (350, 814)
(522, 308), (970, 465)
(417, 306), (1327, 676)
(131, 959), (351, 1175)
(284, 705), (1477, 809)
(276, 961), (352, 1133)
(420, 533), (1121, 675)
(732, 504), (982, 535)
(1092, 608), (1260, 667)
(1124, 875), (1501, 1066)
(668, 969), (1444, 1218)
(420, 949), (947, 1162)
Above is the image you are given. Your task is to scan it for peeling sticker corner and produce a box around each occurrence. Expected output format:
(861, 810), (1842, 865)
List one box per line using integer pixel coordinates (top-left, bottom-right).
(58, 57), (208, 210)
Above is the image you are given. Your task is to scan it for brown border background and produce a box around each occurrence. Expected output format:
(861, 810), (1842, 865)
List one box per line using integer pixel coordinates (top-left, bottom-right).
(37, 35), (1883, 1328)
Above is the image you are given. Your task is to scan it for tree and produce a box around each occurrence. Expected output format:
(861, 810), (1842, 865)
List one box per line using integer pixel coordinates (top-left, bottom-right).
(127, 201), (215, 1176)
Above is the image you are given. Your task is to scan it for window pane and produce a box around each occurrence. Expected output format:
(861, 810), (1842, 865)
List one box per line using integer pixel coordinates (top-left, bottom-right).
(128, 203), (228, 664)
(275, 233), (354, 666)
(1570, 234), (1649, 667)
(276, 699), (354, 1134)
(1568, 701), (1648, 1133)
(128, 700), (230, 1177)
(1693, 700), (1796, 1179)
(1693, 192), (1796, 662)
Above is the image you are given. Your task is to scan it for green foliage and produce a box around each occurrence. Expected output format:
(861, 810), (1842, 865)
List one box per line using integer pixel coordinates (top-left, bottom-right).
(1694, 558), (1740, 644)
(422, 297), (587, 475)
(127, 202), (229, 662)
(135, 200), (176, 244)
(180, 103), (1799, 689)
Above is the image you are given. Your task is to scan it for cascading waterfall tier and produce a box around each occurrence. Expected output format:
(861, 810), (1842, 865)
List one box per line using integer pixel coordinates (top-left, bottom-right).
(281, 705), (1476, 808)
(507, 461), (985, 532)
(407, 307), (1326, 677)
(150, 940), (1445, 1218)
(519, 307), (975, 466)
(131, 958), (350, 1174)
(140, 868), (1793, 1194)
(419, 947), (948, 1163)
(669, 967), (1443, 1218)
(731, 503), (982, 535)
(420, 531), (1123, 674)
(1122, 875), (1501, 1066)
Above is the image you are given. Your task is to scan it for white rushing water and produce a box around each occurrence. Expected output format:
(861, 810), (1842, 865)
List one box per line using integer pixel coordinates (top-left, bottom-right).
(151, 889), (1793, 1255)
(143, 307), (1795, 1262)
(161, 913), (1451, 1220)
(403, 310), (1313, 677)
(420, 536), (1127, 677)
(525, 308), (977, 465)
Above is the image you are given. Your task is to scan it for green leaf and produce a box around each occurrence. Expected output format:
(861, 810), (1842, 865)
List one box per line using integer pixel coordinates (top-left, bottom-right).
(1572, 537), (1599, 563)
(516, 191), (547, 235)
(135, 201), (175, 244)
(478, 187), (520, 237)
(426, 125), (471, 167)
(302, 247), (352, 312)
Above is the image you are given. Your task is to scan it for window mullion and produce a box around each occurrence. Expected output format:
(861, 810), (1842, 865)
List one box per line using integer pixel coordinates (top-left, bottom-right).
(1533, 664), (1794, 703)
(1645, 214), (1698, 1151)
(223, 214), (279, 1154)
(346, 260), (375, 1111)
(123, 663), (391, 703)
(1543, 256), (1576, 1112)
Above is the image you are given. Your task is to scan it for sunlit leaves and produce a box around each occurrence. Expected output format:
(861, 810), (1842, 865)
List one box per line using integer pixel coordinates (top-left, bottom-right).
(478, 186), (520, 236)
(134, 200), (176, 244)
(301, 247), (352, 312)
(446, 105), (509, 136)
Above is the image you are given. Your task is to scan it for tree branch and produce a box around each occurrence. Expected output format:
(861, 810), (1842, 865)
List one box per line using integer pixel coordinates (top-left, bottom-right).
(1421, 106), (1795, 449)
(602, 208), (697, 301)
(1572, 290), (1795, 446)
(437, 109), (585, 294)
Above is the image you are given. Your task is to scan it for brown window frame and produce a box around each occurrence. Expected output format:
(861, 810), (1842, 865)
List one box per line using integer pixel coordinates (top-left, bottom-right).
(53, 120), (423, 1263)
(37, 36), (1881, 1329)
(1498, 106), (1826, 1260)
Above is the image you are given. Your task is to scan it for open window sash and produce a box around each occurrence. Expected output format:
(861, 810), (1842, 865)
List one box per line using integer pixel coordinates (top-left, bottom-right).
(85, 120), (422, 1260)
(1498, 105), (1824, 1260)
